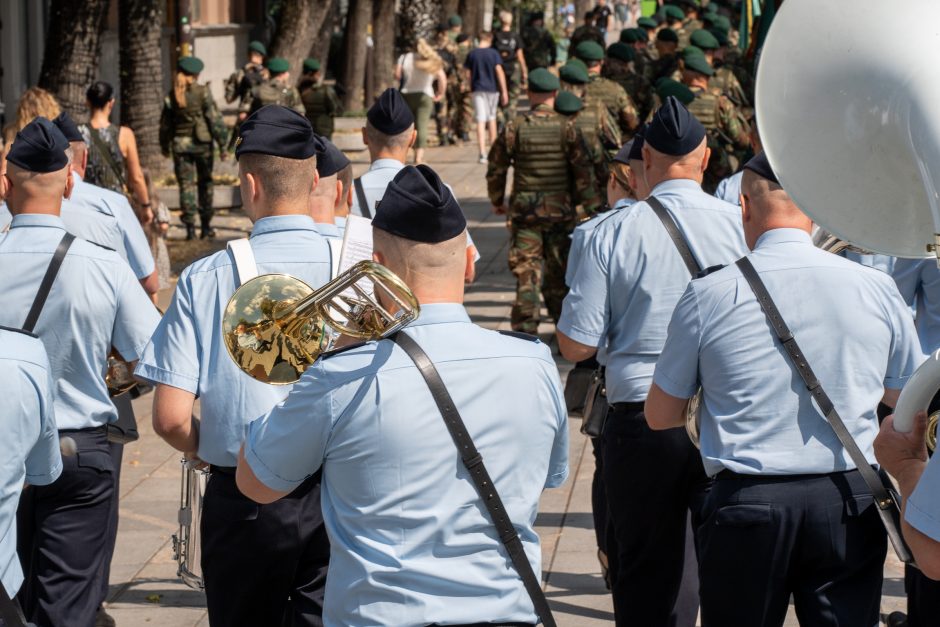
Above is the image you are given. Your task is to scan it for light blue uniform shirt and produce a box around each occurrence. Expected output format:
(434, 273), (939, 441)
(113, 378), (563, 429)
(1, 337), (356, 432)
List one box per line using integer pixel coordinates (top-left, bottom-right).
(892, 258), (940, 353)
(653, 229), (923, 476)
(244, 304), (568, 627)
(0, 214), (159, 429)
(565, 198), (635, 288)
(558, 179), (748, 402)
(843, 251), (896, 275)
(0, 328), (62, 597)
(136, 215), (333, 467)
(714, 170), (743, 205)
(335, 216), (347, 239)
(315, 221), (342, 240)
(906, 453), (940, 541)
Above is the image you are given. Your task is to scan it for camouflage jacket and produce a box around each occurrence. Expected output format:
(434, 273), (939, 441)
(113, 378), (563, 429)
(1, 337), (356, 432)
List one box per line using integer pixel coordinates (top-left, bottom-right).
(602, 63), (654, 122)
(243, 78), (306, 115)
(486, 103), (598, 223)
(224, 62), (267, 105)
(299, 82), (342, 137)
(160, 83), (228, 156)
(585, 73), (638, 136)
(687, 86), (749, 149)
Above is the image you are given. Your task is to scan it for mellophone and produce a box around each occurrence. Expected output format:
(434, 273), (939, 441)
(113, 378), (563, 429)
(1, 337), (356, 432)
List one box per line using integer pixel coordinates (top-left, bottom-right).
(172, 260), (420, 589)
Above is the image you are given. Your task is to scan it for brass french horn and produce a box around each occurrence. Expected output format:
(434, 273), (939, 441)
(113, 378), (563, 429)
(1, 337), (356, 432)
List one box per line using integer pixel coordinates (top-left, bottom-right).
(221, 260), (420, 384)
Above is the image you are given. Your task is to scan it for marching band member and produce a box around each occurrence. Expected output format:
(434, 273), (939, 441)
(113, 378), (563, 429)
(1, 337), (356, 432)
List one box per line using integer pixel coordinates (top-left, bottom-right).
(646, 153), (922, 626)
(135, 106), (333, 627)
(557, 96), (747, 627)
(2, 117), (159, 627)
(237, 164), (568, 627)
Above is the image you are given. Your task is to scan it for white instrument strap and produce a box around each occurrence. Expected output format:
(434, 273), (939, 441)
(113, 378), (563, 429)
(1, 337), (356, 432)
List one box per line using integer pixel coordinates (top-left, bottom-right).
(327, 238), (342, 280)
(226, 238), (258, 287)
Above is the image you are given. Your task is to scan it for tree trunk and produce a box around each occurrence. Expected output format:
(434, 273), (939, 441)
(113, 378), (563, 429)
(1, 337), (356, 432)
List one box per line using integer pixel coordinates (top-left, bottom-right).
(307, 0), (338, 74)
(119, 0), (165, 173)
(440, 0), (459, 23)
(575, 0), (593, 22)
(370, 0), (396, 102)
(400, 0), (442, 46)
(269, 0), (332, 80)
(458, 0), (482, 37)
(341, 0), (372, 111)
(38, 0), (111, 121)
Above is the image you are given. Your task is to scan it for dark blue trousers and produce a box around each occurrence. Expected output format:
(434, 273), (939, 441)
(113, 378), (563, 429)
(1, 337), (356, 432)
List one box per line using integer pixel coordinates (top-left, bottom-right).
(17, 428), (115, 627)
(602, 404), (707, 627)
(698, 470), (887, 627)
(906, 563), (940, 626)
(200, 470), (329, 627)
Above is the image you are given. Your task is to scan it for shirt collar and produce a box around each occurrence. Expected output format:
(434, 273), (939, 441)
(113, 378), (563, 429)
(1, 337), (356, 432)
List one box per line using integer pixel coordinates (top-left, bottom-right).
(250, 215), (320, 237)
(71, 171), (84, 184)
(648, 179), (702, 195)
(10, 213), (67, 230)
(754, 228), (814, 249)
(335, 216), (347, 228)
(407, 303), (472, 327)
(314, 222), (341, 238)
(370, 158), (404, 172)
(612, 197), (636, 210)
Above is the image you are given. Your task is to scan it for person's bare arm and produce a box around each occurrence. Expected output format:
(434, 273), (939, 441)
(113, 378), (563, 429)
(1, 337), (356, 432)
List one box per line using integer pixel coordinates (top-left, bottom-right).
(516, 48), (528, 82)
(140, 271), (160, 303)
(236, 444), (291, 504)
(496, 64), (509, 106)
(435, 69), (448, 101)
(119, 127), (152, 224)
(556, 330), (597, 362)
(152, 384), (199, 456)
(644, 383), (691, 430)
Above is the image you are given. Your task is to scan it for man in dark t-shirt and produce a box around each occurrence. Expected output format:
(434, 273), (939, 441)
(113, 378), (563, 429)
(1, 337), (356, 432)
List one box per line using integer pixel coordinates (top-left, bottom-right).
(464, 32), (508, 163)
(594, 0), (614, 38)
(493, 10), (529, 127)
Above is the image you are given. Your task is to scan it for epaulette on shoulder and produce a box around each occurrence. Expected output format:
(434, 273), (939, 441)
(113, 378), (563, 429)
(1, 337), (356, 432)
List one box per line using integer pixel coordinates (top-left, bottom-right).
(696, 264), (726, 279)
(0, 324), (37, 339)
(497, 330), (540, 343)
(319, 341), (370, 360)
(84, 239), (116, 252)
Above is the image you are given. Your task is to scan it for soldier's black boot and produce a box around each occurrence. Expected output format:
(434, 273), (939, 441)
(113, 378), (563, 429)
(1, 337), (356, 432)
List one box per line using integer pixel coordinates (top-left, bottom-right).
(200, 218), (216, 240)
(185, 224), (196, 240)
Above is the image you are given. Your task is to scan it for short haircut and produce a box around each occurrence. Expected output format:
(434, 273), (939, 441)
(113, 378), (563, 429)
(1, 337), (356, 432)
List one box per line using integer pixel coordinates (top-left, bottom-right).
(479, 31), (494, 41)
(238, 153), (317, 202)
(365, 121), (414, 150)
(337, 163), (353, 200)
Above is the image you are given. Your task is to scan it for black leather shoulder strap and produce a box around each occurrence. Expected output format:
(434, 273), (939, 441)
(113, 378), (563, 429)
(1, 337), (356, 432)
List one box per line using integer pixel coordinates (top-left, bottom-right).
(391, 332), (557, 627)
(497, 330), (540, 342)
(23, 232), (75, 333)
(353, 177), (372, 219)
(647, 195), (702, 276)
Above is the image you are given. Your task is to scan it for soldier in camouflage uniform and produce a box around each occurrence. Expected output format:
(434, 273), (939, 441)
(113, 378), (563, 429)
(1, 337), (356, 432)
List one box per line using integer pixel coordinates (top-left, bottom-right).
(242, 57), (305, 116)
(494, 11), (528, 128)
(449, 34), (473, 142)
(486, 69), (598, 334)
(159, 56), (229, 240)
(680, 54), (749, 193)
(650, 28), (680, 83)
(433, 24), (458, 145)
(603, 42), (654, 123)
(675, 0), (704, 49)
(560, 61), (621, 160)
(574, 41), (639, 138)
(521, 12), (557, 71)
(298, 58), (342, 139)
(554, 91), (609, 221)
(224, 40), (268, 151)
(689, 29), (749, 109)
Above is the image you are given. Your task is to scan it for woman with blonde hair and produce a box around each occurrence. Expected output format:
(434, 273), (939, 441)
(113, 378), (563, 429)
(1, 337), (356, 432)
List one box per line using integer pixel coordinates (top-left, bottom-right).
(395, 38), (447, 164)
(0, 87), (62, 193)
(159, 56), (228, 240)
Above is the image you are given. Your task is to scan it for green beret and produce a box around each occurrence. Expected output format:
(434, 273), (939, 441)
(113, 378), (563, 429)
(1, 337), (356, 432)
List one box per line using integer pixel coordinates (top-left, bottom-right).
(567, 57), (588, 73)
(607, 42), (636, 63)
(527, 67), (560, 93)
(681, 45), (705, 60)
(620, 28), (641, 44)
(632, 27), (649, 42)
(704, 2), (719, 13)
(683, 53), (714, 76)
(177, 56), (204, 75)
(559, 62), (590, 85)
(248, 40), (267, 56)
(655, 78), (695, 105)
(267, 57), (290, 74)
(709, 27), (729, 46)
(303, 58), (321, 73)
(712, 15), (732, 33)
(574, 40), (605, 62)
(638, 16), (658, 29)
(663, 5), (685, 21)
(657, 28), (679, 43)
(676, 0), (699, 8)
(554, 91), (584, 115)
(690, 29), (719, 50)
(448, 14), (462, 27)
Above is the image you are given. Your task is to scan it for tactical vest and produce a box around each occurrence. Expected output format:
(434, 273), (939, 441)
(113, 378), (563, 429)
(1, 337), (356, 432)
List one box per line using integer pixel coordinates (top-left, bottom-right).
(171, 84), (212, 143)
(585, 76), (623, 117)
(301, 85), (334, 136)
(687, 89), (719, 130)
(251, 80), (295, 113)
(511, 110), (569, 194)
(581, 90), (622, 148)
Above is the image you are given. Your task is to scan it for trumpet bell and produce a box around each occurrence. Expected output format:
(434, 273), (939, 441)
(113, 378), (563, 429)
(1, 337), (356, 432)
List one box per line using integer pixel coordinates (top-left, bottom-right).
(757, 0), (940, 259)
(222, 274), (325, 385)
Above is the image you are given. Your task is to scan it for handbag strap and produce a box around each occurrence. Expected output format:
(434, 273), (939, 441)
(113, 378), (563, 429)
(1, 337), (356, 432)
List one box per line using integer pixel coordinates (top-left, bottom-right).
(735, 257), (895, 510)
(87, 126), (128, 192)
(0, 580), (28, 627)
(391, 332), (557, 627)
(647, 196), (702, 276)
(353, 177), (372, 219)
(23, 232), (75, 333)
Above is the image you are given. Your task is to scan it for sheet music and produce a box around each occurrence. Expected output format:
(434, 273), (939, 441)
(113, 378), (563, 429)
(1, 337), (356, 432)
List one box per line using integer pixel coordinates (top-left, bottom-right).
(339, 215), (374, 274)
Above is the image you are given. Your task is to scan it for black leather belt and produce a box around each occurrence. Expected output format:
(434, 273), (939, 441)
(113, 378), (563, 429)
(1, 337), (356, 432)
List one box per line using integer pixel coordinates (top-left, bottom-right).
(716, 468), (866, 482)
(59, 425), (108, 435)
(609, 402), (645, 414)
(209, 465), (237, 476)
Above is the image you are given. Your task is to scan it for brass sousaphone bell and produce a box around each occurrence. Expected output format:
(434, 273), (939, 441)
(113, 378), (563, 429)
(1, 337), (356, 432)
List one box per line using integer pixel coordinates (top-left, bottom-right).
(222, 260), (420, 384)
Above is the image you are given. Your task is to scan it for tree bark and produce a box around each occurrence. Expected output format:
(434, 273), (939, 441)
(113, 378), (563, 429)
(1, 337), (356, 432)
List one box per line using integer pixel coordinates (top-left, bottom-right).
(370, 0), (396, 102)
(575, 0), (593, 22)
(269, 0), (332, 80)
(119, 0), (165, 173)
(38, 0), (111, 121)
(307, 0), (338, 74)
(401, 0), (442, 46)
(440, 0), (459, 22)
(341, 0), (372, 111)
(458, 0), (482, 37)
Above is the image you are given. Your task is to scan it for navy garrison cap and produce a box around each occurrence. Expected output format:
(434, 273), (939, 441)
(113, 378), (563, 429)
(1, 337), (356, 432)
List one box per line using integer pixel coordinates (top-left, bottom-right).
(628, 125), (646, 160)
(316, 138), (351, 177)
(235, 105), (319, 159)
(743, 151), (779, 185)
(52, 112), (83, 143)
(367, 88), (415, 135)
(7, 117), (70, 173)
(372, 165), (467, 243)
(613, 139), (634, 165)
(645, 96), (706, 156)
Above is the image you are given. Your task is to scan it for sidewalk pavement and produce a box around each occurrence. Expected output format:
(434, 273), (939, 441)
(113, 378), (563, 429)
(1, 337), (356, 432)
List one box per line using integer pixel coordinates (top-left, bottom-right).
(107, 142), (904, 626)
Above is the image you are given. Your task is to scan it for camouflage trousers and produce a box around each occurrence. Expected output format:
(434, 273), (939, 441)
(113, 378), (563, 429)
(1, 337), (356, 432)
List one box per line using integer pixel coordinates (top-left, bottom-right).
(498, 63), (523, 128)
(448, 86), (472, 137)
(173, 149), (215, 226)
(508, 220), (575, 333)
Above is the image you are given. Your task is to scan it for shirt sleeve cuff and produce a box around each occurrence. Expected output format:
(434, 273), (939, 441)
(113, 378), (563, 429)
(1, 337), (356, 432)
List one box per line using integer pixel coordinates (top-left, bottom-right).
(652, 370), (697, 400)
(555, 318), (603, 347)
(26, 459), (63, 486)
(134, 362), (199, 394)
(544, 465), (569, 489)
(905, 495), (940, 543)
(244, 435), (311, 493)
(884, 375), (911, 390)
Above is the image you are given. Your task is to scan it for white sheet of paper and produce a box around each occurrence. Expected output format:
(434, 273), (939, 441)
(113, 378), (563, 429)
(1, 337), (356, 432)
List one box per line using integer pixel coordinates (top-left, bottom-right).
(339, 214), (374, 274)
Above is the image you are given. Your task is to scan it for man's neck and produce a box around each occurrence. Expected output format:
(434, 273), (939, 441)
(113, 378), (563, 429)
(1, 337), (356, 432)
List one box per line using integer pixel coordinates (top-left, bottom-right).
(9, 200), (62, 217)
(645, 172), (701, 191)
(370, 151), (406, 164)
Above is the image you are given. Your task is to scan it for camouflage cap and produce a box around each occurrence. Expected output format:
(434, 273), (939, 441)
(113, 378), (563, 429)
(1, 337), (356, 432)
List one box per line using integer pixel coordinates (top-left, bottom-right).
(683, 53), (714, 76)
(607, 42), (636, 63)
(637, 16), (658, 29)
(303, 58), (321, 73)
(574, 40), (606, 62)
(657, 28), (679, 43)
(655, 79), (695, 106)
(528, 67), (560, 93)
(266, 57), (290, 74)
(248, 40), (267, 56)
(554, 91), (583, 115)
(690, 29), (719, 50)
(559, 62), (590, 85)
(177, 55), (204, 76)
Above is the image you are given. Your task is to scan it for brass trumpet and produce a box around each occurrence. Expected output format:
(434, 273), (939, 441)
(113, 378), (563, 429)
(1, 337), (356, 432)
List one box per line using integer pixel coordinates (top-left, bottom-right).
(221, 260), (420, 384)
